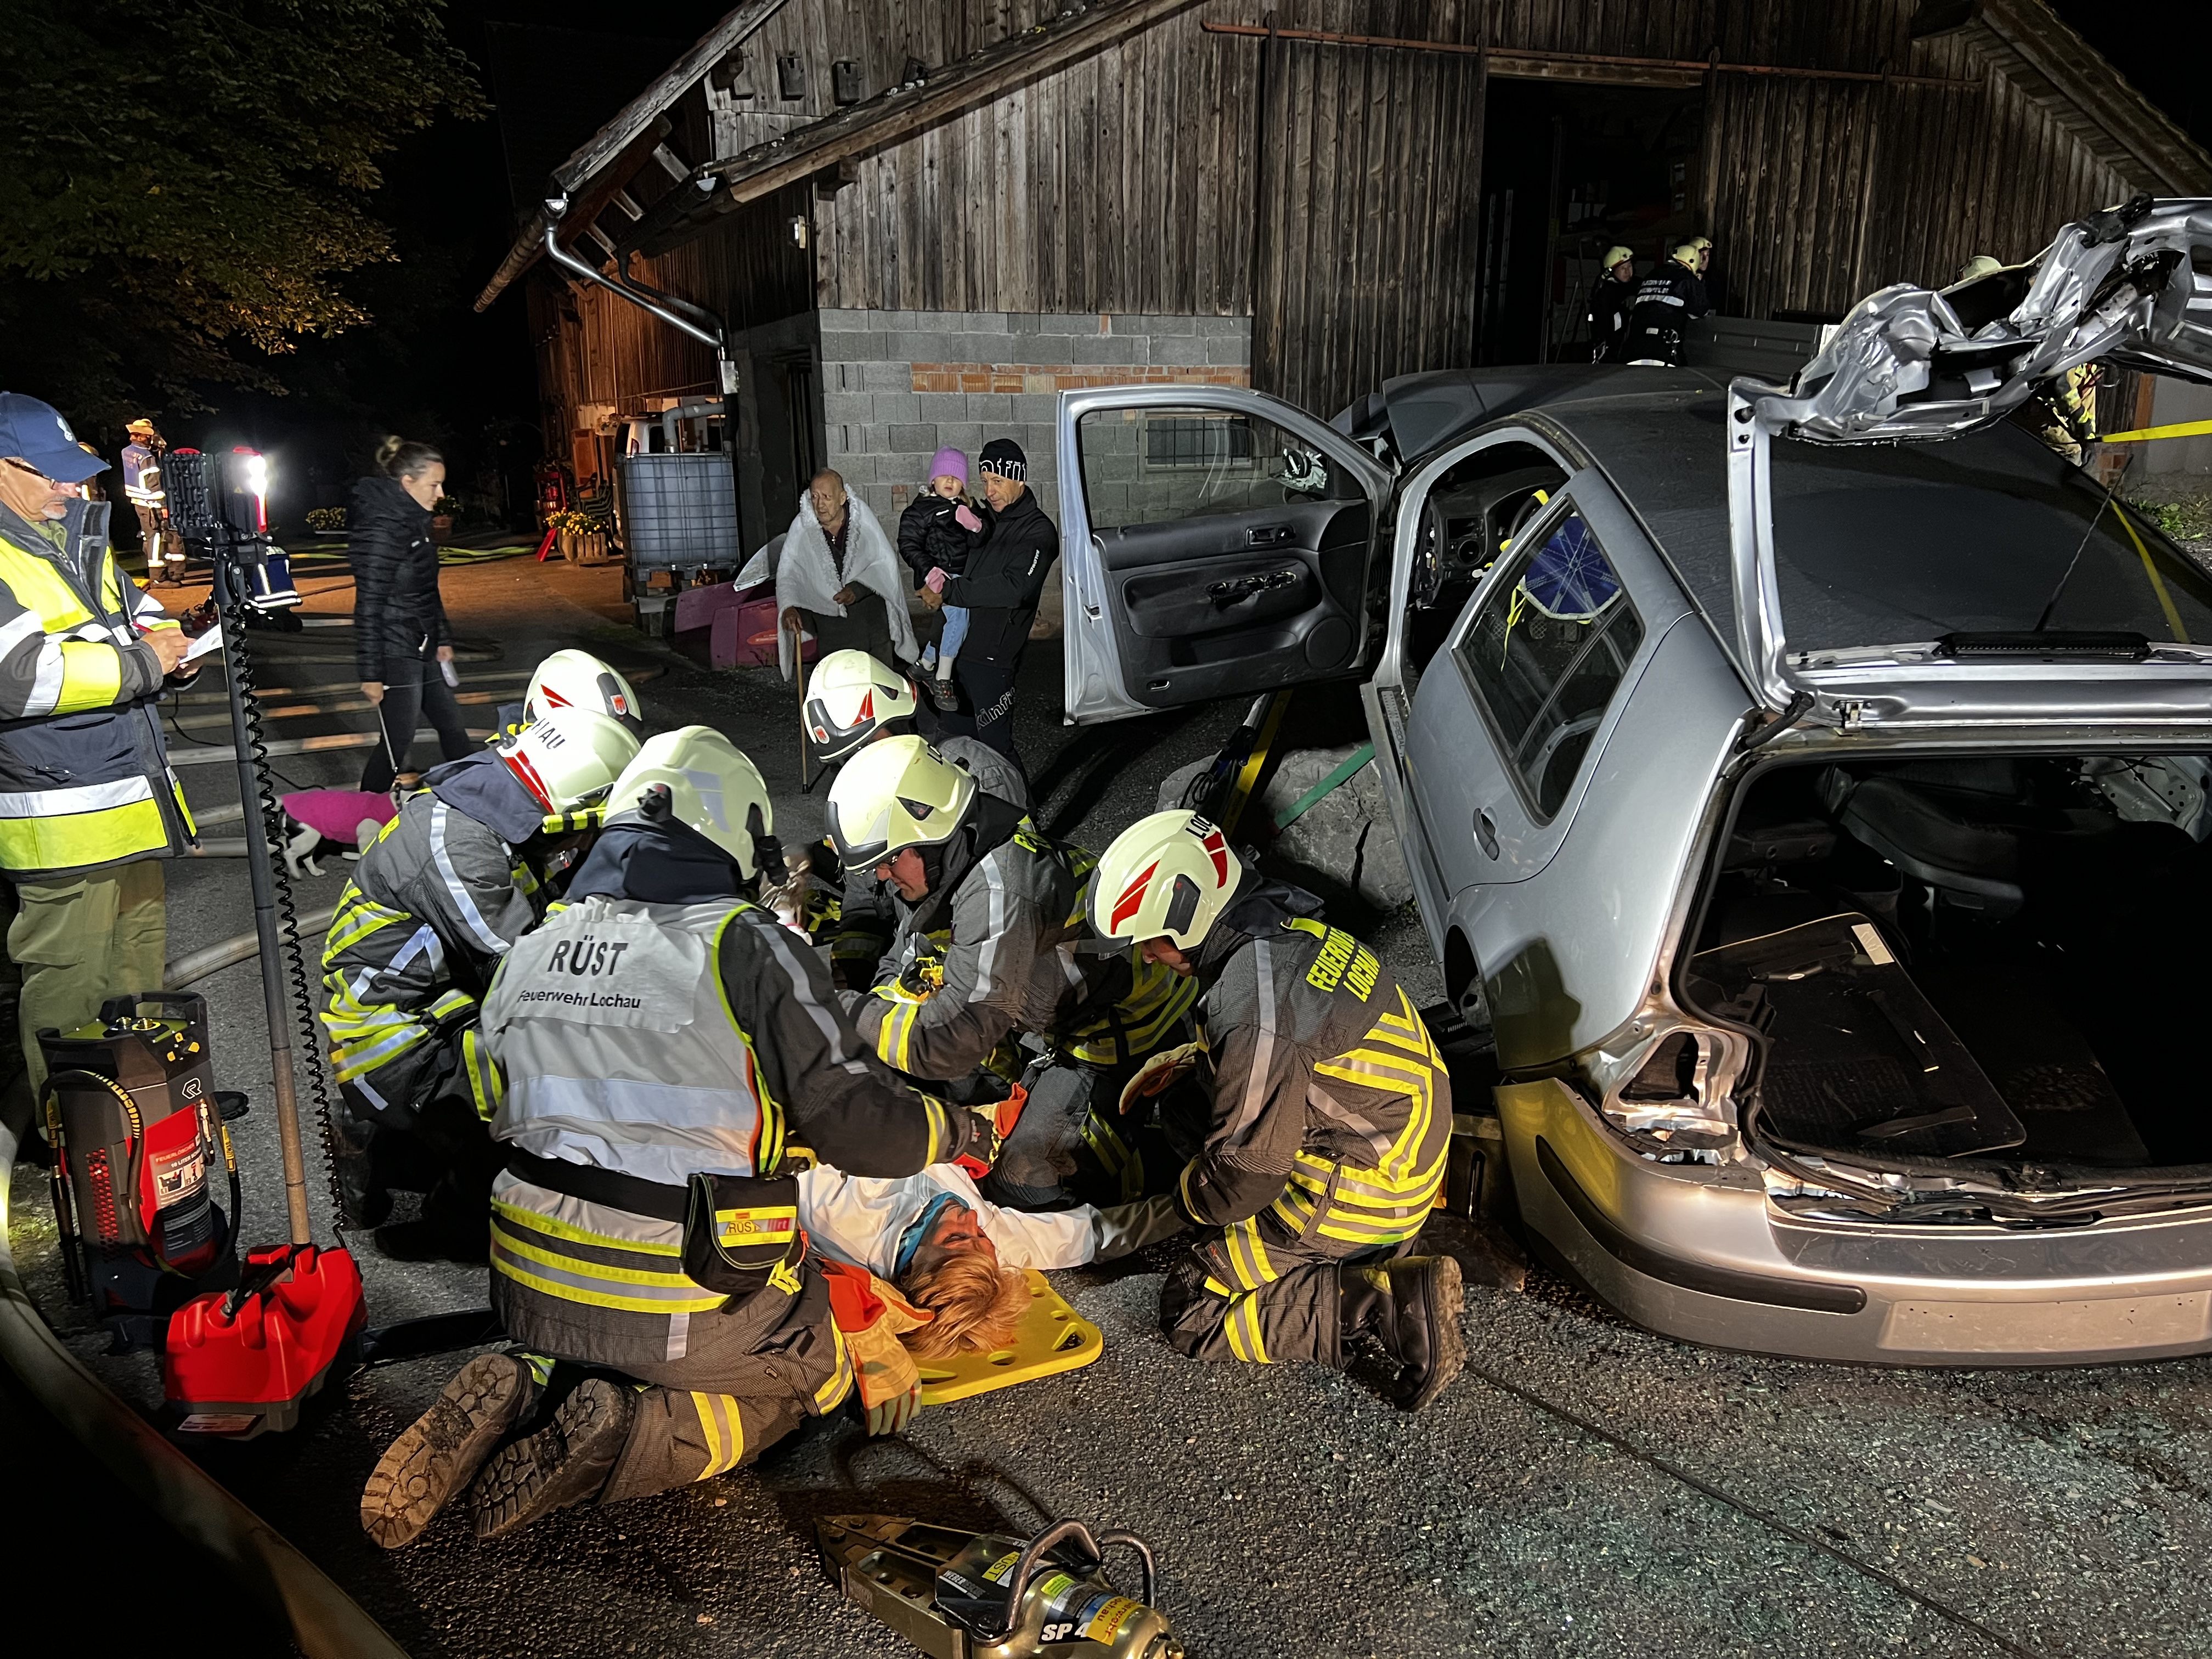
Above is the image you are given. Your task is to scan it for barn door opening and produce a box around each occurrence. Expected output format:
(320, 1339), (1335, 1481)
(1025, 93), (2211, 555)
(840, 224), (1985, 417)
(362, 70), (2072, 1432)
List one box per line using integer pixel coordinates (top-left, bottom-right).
(1475, 79), (1706, 367)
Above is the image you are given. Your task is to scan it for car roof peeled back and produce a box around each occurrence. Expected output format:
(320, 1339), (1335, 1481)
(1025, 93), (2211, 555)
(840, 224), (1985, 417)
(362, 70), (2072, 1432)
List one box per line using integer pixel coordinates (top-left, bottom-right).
(1531, 391), (2212, 673)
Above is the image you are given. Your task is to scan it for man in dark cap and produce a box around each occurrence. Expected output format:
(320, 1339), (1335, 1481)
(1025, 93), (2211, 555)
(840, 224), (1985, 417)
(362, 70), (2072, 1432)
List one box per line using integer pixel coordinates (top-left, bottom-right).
(0, 393), (194, 1101)
(919, 438), (1057, 772)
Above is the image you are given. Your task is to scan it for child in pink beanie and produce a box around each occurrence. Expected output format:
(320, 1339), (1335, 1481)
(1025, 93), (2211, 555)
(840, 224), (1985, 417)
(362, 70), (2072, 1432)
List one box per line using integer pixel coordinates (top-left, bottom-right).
(896, 446), (984, 706)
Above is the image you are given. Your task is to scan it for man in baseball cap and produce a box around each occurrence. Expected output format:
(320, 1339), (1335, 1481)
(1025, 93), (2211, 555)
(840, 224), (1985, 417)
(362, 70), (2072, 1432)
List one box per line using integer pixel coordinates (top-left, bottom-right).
(917, 437), (1058, 772)
(0, 393), (195, 1105)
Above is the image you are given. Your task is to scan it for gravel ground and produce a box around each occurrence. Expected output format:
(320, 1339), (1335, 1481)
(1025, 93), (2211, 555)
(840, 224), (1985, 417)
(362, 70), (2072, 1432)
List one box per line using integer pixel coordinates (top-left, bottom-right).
(8, 552), (2212, 1659)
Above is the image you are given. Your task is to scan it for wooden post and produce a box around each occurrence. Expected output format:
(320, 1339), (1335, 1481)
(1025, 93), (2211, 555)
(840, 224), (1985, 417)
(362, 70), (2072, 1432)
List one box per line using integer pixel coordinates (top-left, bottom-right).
(789, 611), (810, 788)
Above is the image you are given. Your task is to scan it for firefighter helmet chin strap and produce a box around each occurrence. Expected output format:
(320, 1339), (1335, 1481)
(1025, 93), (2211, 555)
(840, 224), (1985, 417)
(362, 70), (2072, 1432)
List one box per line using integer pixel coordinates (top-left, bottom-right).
(747, 801), (788, 887)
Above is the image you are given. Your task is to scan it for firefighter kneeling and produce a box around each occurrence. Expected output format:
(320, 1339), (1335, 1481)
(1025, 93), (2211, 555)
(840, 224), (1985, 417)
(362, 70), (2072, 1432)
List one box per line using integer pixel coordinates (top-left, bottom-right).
(1091, 811), (1466, 1409)
(360, 727), (1001, 1548)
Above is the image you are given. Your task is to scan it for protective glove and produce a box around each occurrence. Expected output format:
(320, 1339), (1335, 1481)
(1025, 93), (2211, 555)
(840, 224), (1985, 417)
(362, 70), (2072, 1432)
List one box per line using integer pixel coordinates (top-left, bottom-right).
(1090, 1193), (1193, 1262)
(821, 1260), (932, 1436)
(952, 1084), (1030, 1181)
(1120, 1042), (1203, 1116)
(924, 567), (949, 594)
(953, 505), (983, 533)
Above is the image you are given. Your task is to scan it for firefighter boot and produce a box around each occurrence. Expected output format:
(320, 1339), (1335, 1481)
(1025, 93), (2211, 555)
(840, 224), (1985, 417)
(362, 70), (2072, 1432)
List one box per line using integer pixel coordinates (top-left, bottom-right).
(360, 1352), (538, 1549)
(1340, 1255), (1466, 1411)
(469, 1376), (635, 1539)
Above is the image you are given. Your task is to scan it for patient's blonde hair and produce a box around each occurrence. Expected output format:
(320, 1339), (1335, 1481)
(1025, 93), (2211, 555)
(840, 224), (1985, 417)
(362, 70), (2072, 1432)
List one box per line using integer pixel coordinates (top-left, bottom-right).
(899, 1255), (1029, 1359)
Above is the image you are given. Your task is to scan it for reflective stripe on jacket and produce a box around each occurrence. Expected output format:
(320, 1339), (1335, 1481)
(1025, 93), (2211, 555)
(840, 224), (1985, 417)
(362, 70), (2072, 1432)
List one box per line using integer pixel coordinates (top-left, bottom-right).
(319, 789), (540, 1117)
(481, 891), (969, 1371)
(1180, 916), (1451, 1256)
(0, 499), (192, 878)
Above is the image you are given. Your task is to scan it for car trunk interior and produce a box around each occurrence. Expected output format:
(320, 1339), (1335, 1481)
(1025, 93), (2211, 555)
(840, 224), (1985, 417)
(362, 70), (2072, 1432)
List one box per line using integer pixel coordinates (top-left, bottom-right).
(1684, 751), (2212, 1180)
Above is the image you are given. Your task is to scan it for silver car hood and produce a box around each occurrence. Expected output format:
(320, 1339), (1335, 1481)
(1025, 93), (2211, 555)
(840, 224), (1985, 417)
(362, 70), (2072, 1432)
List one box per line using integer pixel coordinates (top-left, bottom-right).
(1728, 195), (2212, 729)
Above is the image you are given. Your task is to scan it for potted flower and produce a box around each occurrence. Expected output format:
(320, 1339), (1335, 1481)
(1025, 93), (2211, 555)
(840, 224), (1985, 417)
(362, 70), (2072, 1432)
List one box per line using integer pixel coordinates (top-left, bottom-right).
(549, 509), (609, 565)
(431, 494), (460, 545)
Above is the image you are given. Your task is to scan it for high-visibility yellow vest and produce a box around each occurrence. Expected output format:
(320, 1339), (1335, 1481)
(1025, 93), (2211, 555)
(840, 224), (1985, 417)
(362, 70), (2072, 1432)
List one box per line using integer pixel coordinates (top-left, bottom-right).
(0, 500), (193, 878)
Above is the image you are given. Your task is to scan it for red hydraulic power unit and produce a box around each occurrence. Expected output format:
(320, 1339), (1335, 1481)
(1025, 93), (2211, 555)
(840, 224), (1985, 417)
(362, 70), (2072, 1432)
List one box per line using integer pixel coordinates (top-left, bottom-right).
(163, 1243), (366, 1438)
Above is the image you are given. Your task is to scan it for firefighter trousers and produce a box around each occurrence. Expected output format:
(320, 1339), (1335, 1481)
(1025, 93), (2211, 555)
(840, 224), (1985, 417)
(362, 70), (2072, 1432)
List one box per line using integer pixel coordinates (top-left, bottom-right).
(491, 1217), (854, 1507)
(10, 862), (165, 1095)
(1159, 1209), (1361, 1367)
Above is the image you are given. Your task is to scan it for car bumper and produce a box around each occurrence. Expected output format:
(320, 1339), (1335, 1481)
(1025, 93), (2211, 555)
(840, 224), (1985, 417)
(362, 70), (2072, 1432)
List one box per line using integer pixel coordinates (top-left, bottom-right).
(1498, 1080), (2212, 1366)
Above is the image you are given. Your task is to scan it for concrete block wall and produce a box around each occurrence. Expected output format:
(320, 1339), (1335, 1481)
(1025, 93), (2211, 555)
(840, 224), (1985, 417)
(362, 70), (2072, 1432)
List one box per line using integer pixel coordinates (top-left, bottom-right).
(816, 309), (1252, 531)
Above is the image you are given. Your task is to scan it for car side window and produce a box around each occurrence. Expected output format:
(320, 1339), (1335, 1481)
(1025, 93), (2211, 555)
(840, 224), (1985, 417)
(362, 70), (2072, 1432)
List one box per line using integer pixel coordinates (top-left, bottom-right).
(1453, 507), (1644, 820)
(1076, 407), (1357, 531)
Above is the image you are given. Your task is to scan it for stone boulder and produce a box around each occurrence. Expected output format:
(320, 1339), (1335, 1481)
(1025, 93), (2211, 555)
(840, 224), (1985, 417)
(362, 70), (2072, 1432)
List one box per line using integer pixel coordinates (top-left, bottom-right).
(1257, 745), (1414, 911)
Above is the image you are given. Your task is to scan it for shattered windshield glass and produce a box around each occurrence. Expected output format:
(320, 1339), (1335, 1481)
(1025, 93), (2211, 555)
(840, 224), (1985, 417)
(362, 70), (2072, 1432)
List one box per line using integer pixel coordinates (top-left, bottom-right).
(1769, 430), (2212, 653)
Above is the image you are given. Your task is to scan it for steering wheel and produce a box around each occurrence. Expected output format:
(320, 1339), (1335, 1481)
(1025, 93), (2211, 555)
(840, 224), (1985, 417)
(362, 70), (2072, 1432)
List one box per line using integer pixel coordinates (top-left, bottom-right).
(1412, 494), (1451, 612)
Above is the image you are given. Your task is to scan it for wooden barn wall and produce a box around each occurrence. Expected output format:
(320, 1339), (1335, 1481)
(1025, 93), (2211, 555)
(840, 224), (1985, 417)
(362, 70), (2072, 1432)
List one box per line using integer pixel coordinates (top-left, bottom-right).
(537, 0), (2162, 458)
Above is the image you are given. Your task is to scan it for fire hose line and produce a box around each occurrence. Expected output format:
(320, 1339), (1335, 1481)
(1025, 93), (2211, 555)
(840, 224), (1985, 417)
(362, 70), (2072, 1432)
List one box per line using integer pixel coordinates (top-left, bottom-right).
(1463, 1361), (2046, 1659)
(166, 729), (497, 767)
(165, 906), (341, 990)
(0, 1124), (409, 1659)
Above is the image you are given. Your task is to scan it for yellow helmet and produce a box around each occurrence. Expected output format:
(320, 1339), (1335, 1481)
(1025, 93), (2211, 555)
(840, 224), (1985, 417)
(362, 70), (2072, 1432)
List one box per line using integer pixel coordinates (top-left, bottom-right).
(525, 648), (644, 733)
(826, 732), (975, 873)
(1601, 245), (1635, 270)
(1090, 810), (1243, 950)
(1955, 254), (2004, 285)
(805, 649), (918, 761)
(604, 725), (775, 874)
(494, 707), (641, 817)
(1671, 242), (1702, 266)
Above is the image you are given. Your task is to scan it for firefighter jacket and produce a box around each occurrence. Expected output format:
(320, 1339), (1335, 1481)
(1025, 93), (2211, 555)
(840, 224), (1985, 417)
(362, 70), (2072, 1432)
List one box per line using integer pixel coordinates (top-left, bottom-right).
(853, 796), (1197, 1080)
(0, 498), (194, 878)
(833, 732), (1030, 977)
(1622, 259), (1710, 366)
(120, 443), (163, 507)
(319, 749), (548, 1124)
(1174, 878), (1451, 1257)
(477, 816), (979, 1384)
(1585, 273), (1635, 363)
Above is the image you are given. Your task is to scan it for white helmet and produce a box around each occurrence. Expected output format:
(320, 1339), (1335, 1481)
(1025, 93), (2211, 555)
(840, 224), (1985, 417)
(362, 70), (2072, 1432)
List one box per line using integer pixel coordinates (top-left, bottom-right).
(805, 649), (917, 761)
(603, 726), (777, 876)
(526, 649), (644, 733)
(1091, 810), (1243, 950)
(825, 733), (975, 874)
(494, 707), (641, 818)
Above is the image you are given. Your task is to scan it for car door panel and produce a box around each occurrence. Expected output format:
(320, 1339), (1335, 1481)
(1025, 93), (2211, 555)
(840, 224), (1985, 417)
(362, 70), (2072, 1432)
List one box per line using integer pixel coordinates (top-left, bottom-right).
(1099, 500), (1369, 702)
(1058, 386), (1392, 725)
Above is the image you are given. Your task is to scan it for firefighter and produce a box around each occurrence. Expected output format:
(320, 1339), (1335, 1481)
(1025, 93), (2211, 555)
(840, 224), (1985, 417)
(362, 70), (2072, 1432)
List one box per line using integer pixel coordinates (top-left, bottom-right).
(0, 393), (195, 1101)
(1622, 242), (1710, 366)
(319, 707), (640, 1259)
(1584, 245), (1638, 363)
(825, 735), (1197, 1209)
(1091, 810), (1465, 1409)
(804, 647), (1028, 986)
(120, 418), (183, 582)
(359, 727), (1001, 1548)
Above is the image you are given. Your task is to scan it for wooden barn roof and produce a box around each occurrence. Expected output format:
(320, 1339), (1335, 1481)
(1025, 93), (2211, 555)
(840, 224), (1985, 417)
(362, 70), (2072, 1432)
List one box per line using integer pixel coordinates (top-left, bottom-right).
(1966, 0), (2212, 195)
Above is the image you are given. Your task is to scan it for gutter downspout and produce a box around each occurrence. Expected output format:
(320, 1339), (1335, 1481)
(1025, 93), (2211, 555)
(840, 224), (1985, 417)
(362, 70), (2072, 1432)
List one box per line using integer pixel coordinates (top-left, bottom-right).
(541, 195), (737, 393)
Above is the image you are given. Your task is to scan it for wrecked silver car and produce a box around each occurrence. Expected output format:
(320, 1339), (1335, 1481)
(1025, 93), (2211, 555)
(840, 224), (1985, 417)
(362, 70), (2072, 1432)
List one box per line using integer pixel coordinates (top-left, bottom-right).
(1055, 196), (2212, 1364)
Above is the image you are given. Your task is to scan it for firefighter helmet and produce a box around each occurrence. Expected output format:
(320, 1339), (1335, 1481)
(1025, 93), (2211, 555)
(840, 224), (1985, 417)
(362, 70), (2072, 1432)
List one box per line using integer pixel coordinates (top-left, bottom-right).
(1671, 242), (1701, 266)
(1955, 253), (2004, 285)
(605, 725), (777, 875)
(1090, 810), (1243, 950)
(1601, 245), (1634, 272)
(524, 648), (644, 733)
(825, 732), (975, 874)
(126, 418), (157, 437)
(805, 648), (917, 761)
(494, 707), (641, 816)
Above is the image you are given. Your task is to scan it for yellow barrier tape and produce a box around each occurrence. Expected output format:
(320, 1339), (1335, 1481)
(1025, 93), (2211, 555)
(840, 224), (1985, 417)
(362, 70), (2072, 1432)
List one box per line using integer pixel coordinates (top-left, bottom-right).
(2112, 504), (2191, 645)
(2101, 418), (2212, 444)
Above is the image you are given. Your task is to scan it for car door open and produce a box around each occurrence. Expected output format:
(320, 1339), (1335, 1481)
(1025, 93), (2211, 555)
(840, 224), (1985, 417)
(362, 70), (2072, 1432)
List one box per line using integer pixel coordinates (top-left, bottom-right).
(1057, 386), (1393, 724)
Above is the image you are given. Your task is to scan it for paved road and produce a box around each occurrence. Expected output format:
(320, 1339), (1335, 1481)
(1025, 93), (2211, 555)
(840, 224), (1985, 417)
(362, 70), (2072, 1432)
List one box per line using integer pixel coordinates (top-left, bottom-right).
(8, 552), (2211, 1659)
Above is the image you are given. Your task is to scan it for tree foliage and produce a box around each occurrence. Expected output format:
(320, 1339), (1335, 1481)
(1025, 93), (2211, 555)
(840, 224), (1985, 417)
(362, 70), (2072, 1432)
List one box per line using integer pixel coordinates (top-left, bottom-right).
(0, 0), (482, 427)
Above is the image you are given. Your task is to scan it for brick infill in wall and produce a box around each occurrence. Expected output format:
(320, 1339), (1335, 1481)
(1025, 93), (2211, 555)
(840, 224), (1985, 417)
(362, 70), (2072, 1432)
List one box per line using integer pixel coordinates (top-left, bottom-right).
(909, 363), (1252, 394)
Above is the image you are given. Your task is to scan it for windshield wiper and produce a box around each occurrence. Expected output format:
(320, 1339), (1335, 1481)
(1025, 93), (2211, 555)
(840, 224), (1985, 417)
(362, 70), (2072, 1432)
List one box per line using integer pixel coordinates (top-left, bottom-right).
(2033, 448), (2135, 631)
